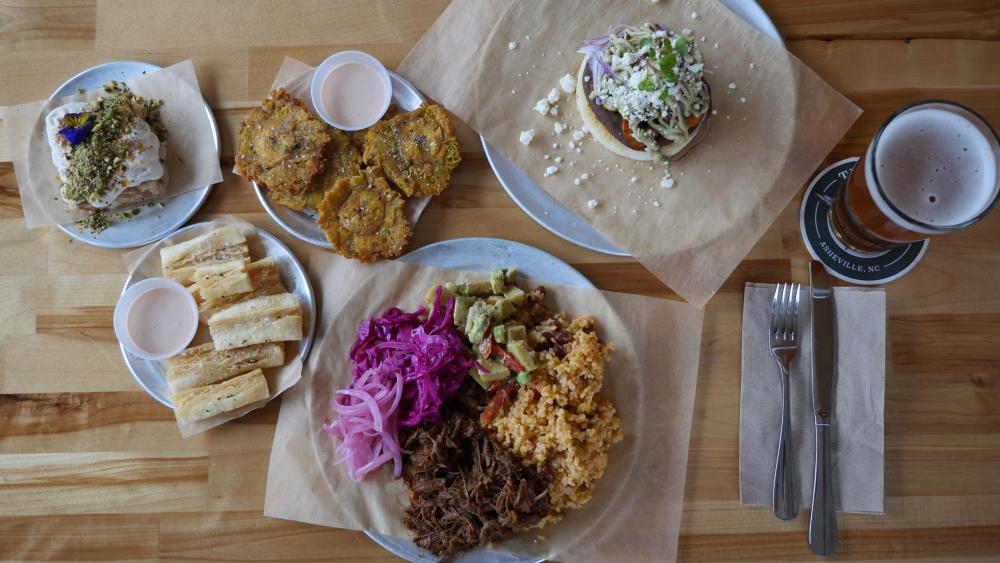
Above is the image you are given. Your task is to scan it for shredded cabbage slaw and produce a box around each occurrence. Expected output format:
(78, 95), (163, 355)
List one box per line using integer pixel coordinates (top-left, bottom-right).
(325, 287), (476, 481)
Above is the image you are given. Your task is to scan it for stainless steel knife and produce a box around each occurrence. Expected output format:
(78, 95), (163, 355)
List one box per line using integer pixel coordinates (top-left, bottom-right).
(808, 261), (838, 556)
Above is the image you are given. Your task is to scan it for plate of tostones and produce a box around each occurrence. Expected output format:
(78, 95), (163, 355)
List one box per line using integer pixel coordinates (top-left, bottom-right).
(240, 71), (461, 262)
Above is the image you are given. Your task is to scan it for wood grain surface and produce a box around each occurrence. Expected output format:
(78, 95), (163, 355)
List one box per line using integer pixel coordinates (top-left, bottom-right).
(1, 1), (999, 560)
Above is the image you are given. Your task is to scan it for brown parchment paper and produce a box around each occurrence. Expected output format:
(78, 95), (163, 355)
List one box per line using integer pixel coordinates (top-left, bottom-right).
(398, 0), (862, 307)
(0, 59), (223, 229)
(236, 57), (430, 226)
(122, 215), (304, 438)
(264, 256), (705, 562)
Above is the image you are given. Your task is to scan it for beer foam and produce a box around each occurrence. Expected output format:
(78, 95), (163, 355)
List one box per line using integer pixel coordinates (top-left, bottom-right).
(868, 104), (999, 230)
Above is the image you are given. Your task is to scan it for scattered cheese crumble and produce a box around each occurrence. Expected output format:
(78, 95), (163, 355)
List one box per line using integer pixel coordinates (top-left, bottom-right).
(508, 41), (518, 50)
(546, 88), (560, 104)
(587, 199), (599, 209)
(544, 165), (559, 177)
(553, 122), (566, 134)
(519, 129), (534, 146)
(558, 73), (575, 94)
(534, 99), (550, 114)
(728, 82), (737, 90)
(571, 130), (585, 142)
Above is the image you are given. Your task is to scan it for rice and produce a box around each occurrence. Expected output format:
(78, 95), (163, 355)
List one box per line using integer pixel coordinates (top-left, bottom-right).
(488, 314), (623, 517)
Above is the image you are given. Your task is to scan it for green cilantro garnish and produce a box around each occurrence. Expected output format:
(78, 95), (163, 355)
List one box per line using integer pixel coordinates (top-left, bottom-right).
(637, 78), (656, 92)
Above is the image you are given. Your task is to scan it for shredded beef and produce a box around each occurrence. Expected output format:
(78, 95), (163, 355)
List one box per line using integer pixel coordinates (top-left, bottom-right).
(401, 416), (550, 559)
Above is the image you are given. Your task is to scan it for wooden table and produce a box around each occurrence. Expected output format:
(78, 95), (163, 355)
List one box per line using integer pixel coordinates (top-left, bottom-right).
(1, 1), (998, 560)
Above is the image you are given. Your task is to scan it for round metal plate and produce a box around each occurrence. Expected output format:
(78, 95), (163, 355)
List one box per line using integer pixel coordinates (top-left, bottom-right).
(50, 61), (220, 248)
(118, 223), (316, 408)
(481, 0), (785, 256)
(365, 237), (592, 563)
(252, 71), (426, 249)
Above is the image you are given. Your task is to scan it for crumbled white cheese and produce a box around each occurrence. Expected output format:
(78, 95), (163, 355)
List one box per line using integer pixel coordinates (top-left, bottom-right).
(587, 199), (599, 209)
(568, 141), (576, 149)
(749, 62), (755, 70)
(740, 96), (747, 103)
(628, 176), (638, 185)
(559, 73), (575, 94)
(508, 41), (518, 50)
(583, 75), (591, 82)
(519, 129), (534, 146)
(682, 28), (693, 35)
(580, 173), (590, 180)
(575, 147), (582, 153)
(653, 201), (661, 207)
(691, 11), (699, 19)
(714, 42), (720, 48)
(571, 130), (585, 142)
(728, 82), (737, 90)
(552, 142), (560, 149)
(553, 122), (566, 134)
(711, 109), (718, 116)
(534, 99), (550, 114)
(544, 165), (559, 177)
(574, 179), (581, 186)
(661, 169), (675, 189)
(546, 88), (560, 104)
(543, 154), (550, 160)
(549, 106), (559, 116)
(554, 156), (563, 163)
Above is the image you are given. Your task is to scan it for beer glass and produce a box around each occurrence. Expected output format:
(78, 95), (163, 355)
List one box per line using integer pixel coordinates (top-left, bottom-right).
(829, 100), (1000, 253)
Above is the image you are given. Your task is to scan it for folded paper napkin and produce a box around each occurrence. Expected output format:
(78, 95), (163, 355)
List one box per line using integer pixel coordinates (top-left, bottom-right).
(740, 283), (886, 514)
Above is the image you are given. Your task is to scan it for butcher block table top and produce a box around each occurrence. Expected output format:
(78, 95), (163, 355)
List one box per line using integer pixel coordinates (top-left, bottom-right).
(1, 1), (999, 561)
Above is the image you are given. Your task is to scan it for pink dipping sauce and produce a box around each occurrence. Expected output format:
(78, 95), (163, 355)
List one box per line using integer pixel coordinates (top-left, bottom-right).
(319, 62), (388, 129)
(126, 287), (196, 356)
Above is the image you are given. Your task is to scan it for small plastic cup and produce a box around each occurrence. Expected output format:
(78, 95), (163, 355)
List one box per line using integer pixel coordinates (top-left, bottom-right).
(113, 277), (198, 361)
(310, 50), (392, 131)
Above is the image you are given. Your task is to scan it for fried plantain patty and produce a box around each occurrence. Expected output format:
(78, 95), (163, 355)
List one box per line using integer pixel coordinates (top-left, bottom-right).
(362, 104), (461, 197)
(268, 127), (361, 212)
(237, 88), (331, 195)
(316, 171), (411, 262)
(347, 104), (399, 151)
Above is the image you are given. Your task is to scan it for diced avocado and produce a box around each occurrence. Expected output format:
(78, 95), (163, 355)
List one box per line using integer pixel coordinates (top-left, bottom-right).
(444, 281), (459, 294)
(502, 285), (525, 307)
(477, 359), (511, 382)
(490, 269), (506, 294)
(504, 267), (518, 285)
(468, 366), (490, 389)
(506, 339), (538, 371)
(454, 282), (469, 295)
(453, 296), (476, 327)
(424, 284), (455, 307)
(506, 324), (527, 341)
(490, 298), (516, 322)
(492, 324), (508, 344)
(465, 300), (488, 334)
(516, 371), (532, 385)
(466, 301), (491, 345)
(465, 280), (493, 296)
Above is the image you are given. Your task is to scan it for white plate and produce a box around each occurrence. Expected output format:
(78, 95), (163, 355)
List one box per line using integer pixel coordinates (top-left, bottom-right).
(365, 237), (592, 562)
(482, 0), (785, 256)
(252, 71), (426, 249)
(50, 61), (220, 248)
(118, 223), (316, 408)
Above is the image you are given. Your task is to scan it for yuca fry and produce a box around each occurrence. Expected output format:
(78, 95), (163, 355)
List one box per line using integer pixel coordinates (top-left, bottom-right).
(161, 226), (250, 284)
(166, 342), (284, 393)
(198, 257), (286, 324)
(193, 259), (253, 300)
(172, 368), (270, 424)
(208, 293), (302, 351)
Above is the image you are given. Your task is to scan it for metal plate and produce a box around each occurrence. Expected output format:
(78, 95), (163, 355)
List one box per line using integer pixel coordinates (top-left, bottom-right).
(481, 0), (785, 256)
(364, 237), (592, 563)
(118, 223), (316, 408)
(50, 61), (220, 248)
(252, 71), (426, 249)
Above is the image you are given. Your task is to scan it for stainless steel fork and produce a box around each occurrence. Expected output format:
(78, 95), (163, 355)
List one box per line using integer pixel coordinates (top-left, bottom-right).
(769, 283), (801, 521)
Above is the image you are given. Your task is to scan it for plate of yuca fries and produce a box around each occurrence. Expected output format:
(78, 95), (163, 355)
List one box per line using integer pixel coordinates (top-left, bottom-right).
(120, 223), (314, 426)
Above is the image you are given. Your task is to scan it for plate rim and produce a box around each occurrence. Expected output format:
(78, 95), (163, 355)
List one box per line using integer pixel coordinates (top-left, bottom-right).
(364, 236), (591, 563)
(480, 0), (785, 257)
(118, 222), (316, 408)
(49, 60), (220, 249)
(252, 70), (426, 249)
